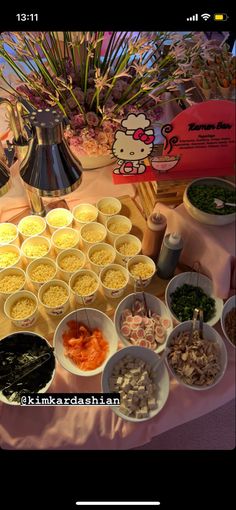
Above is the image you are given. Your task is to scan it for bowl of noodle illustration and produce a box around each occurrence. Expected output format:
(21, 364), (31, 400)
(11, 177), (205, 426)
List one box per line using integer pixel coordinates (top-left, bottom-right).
(150, 155), (179, 173)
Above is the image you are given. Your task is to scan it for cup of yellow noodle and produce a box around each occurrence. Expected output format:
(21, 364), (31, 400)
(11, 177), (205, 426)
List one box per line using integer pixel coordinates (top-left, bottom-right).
(18, 215), (46, 239)
(127, 255), (156, 288)
(0, 223), (18, 246)
(46, 208), (73, 233)
(0, 244), (21, 269)
(21, 236), (51, 263)
(114, 234), (141, 267)
(87, 242), (116, 275)
(56, 248), (86, 282)
(0, 267), (26, 300)
(106, 215), (132, 244)
(51, 227), (80, 254)
(96, 197), (122, 225)
(4, 290), (38, 328)
(69, 269), (100, 305)
(72, 203), (98, 229)
(38, 279), (70, 317)
(100, 263), (129, 299)
(26, 257), (57, 290)
(80, 222), (107, 252)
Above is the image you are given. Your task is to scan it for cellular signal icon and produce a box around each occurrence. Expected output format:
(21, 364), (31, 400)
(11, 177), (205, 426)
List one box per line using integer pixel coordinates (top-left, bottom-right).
(186, 13), (198, 21)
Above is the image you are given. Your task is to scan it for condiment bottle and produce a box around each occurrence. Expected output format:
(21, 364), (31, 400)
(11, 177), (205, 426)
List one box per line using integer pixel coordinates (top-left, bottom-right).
(156, 232), (183, 279)
(142, 211), (167, 259)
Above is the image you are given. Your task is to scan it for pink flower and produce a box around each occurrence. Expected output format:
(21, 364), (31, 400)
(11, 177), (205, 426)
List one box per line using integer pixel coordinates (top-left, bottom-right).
(71, 114), (86, 130)
(86, 112), (99, 127)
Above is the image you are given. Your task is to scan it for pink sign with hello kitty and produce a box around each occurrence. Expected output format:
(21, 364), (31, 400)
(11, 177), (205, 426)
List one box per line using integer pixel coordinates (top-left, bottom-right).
(112, 101), (235, 184)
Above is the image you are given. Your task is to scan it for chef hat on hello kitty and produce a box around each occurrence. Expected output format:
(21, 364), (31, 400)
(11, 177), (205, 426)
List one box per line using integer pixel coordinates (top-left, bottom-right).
(121, 113), (153, 136)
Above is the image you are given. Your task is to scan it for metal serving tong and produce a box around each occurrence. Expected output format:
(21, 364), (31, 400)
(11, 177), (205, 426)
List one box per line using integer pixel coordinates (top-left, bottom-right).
(0, 352), (51, 392)
(132, 277), (150, 317)
(189, 308), (204, 343)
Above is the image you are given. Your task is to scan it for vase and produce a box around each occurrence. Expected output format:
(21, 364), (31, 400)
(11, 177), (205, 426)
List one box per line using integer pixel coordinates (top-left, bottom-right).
(69, 148), (116, 170)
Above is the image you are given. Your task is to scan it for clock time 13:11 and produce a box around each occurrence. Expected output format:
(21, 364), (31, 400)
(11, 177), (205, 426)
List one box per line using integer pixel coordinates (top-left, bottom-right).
(16, 13), (39, 21)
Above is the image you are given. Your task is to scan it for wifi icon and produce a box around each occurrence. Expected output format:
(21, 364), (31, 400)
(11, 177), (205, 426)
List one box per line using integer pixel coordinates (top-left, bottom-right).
(201, 13), (211, 20)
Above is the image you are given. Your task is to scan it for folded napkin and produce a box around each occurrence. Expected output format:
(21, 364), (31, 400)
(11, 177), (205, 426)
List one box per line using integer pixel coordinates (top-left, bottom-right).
(154, 202), (236, 299)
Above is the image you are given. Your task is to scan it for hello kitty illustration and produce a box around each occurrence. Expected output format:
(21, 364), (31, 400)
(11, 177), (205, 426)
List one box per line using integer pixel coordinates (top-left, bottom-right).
(112, 113), (154, 175)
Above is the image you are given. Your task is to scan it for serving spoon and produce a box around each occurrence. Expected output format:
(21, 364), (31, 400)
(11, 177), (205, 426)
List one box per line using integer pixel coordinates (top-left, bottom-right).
(214, 198), (236, 209)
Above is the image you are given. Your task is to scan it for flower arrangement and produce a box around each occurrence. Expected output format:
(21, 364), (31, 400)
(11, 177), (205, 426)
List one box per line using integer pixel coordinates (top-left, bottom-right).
(0, 31), (196, 158)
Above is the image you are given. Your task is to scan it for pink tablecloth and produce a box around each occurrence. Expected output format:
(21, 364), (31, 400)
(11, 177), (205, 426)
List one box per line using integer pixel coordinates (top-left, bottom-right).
(154, 203), (236, 299)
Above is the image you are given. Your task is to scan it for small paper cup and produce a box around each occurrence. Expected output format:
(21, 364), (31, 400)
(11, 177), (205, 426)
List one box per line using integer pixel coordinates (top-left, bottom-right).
(96, 197), (122, 225)
(0, 244), (21, 269)
(56, 248), (86, 282)
(4, 290), (38, 328)
(69, 269), (100, 305)
(127, 255), (156, 288)
(100, 263), (129, 299)
(114, 234), (142, 267)
(80, 222), (107, 252)
(87, 242), (116, 275)
(46, 208), (73, 233)
(0, 267), (26, 300)
(21, 236), (51, 263)
(38, 279), (70, 317)
(51, 227), (80, 254)
(0, 223), (18, 246)
(18, 215), (46, 240)
(72, 203), (98, 229)
(26, 257), (57, 290)
(106, 215), (132, 244)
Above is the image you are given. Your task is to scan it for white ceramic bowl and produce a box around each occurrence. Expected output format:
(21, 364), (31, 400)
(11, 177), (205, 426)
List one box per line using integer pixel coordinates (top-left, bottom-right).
(183, 178), (236, 226)
(0, 331), (56, 405)
(26, 257), (57, 290)
(54, 308), (118, 377)
(80, 222), (107, 252)
(127, 255), (156, 288)
(221, 295), (236, 348)
(4, 290), (38, 328)
(56, 248), (86, 282)
(114, 292), (173, 354)
(38, 279), (70, 317)
(166, 320), (228, 390)
(0, 267), (26, 300)
(18, 215), (46, 239)
(69, 269), (100, 305)
(87, 242), (116, 275)
(72, 203), (98, 229)
(51, 227), (80, 254)
(106, 215), (132, 244)
(100, 263), (129, 299)
(0, 222), (18, 246)
(46, 207), (73, 233)
(165, 271), (223, 327)
(102, 345), (170, 422)
(0, 244), (21, 269)
(21, 236), (51, 263)
(114, 234), (142, 267)
(96, 197), (122, 225)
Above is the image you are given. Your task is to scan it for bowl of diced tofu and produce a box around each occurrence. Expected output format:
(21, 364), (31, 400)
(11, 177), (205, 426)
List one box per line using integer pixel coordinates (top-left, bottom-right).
(102, 346), (170, 422)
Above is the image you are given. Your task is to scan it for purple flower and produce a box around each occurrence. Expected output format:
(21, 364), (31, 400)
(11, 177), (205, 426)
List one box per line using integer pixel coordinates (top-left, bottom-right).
(86, 88), (95, 105)
(86, 112), (99, 127)
(71, 113), (86, 130)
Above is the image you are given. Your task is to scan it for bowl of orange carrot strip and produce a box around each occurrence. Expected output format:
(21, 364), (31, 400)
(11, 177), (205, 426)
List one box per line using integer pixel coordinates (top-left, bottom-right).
(53, 308), (118, 376)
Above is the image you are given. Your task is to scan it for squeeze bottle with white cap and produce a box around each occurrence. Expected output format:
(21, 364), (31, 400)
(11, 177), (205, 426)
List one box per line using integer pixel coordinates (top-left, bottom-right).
(142, 211), (167, 259)
(156, 232), (183, 279)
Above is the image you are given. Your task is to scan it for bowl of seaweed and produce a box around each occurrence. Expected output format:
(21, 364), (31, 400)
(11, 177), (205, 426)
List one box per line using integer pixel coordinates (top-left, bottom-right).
(0, 332), (55, 405)
(183, 178), (236, 225)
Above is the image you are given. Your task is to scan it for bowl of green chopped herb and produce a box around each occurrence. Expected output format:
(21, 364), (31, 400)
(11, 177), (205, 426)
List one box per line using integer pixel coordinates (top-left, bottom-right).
(183, 178), (236, 225)
(165, 272), (223, 326)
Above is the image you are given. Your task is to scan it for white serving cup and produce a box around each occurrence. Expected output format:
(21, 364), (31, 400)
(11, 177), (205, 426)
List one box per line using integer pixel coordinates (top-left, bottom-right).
(80, 222), (107, 252)
(0, 267), (26, 300)
(127, 254), (156, 288)
(4, 289), (38, 328)
(69, 268), (100, 305)
(56, 248), (86, 282)
(221, 295), (236, 349)
(51, 227), (80, 254)
(96, 197), (122, 225)
(21, 236), (51, 264)
(18, 215), (46, 240)
(100, 263), (129, 299)
(114, 234), (142, 267)
(0, 244), (21, 269)
(87, 242), (116, 275)
(38, 279), (70, 317)
(106, 215), (132, 244)
(0, 222), (19, 246)
(72, 203), (99, 229)
(46, 207), (73, 233)
(26, 257), (57, 290)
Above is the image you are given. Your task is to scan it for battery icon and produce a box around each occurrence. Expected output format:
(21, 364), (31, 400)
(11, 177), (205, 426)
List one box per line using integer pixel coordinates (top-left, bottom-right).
(214, 13), (228, 21)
